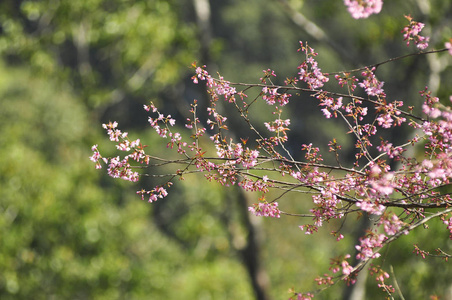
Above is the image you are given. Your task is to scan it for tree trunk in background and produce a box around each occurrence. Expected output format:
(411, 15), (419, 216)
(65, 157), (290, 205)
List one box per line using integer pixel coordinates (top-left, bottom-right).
(233, 186), (271, 300)
(342, 216), (371, 300)
(193, 1), (271, 299)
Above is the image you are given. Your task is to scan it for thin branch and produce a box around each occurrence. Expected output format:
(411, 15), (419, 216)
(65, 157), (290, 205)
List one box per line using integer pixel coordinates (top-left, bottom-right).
(327, 48), (449, 75)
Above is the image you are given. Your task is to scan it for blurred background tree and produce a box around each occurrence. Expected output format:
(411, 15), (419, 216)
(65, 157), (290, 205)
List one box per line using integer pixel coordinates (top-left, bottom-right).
(0, 0), (451, 299)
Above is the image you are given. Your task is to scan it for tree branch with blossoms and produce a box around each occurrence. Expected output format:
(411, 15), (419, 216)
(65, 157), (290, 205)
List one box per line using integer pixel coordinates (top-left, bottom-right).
(90, 3), (452, 299)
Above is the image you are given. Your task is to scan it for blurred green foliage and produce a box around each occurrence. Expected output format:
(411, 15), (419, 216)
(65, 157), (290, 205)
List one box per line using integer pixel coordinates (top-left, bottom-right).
(0, 63), (254, 299)
(0, 0), (451, 299)
(0, 0), (199, 107)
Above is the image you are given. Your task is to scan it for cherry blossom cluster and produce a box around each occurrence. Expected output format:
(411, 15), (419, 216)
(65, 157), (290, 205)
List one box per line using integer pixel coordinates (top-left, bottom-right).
(137, 184), (171, 203)
(90, 118), (178, 202)
(89, 144), (105, 169)
(92, 11), (452, 299)
(369, 265), (394, 294)
(264, 118), (291, 142)
(145, 103), (177, 137)
(335, 72), (358, 92)
(90, 121), (145, 182)
(292, 292), (314, 300)
(402, 15), (430, 50)
(330, 254), (354, 277)
(297, 41), (329, 90)
(189, 39), (451, 297)
(248, 201), (281, 218)
(215, 141), (260, 169)
(446, 39), (452, 56)
(358, 67), (385, 97)
(355, 231), (387, 260)
(343, 0), (383, 19)
(262, 85), (291, 106)
(319, 95), (343, 119)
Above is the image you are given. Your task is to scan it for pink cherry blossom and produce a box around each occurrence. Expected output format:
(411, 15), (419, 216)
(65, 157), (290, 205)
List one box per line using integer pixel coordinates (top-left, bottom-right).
(297, 42), (329, 89)
(93, 32), (452, 299)
(402, 15), (430, 50)
(248, 201), (281, 218)
(344, 0), (383, 19)
(446, 39), (452, 56)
